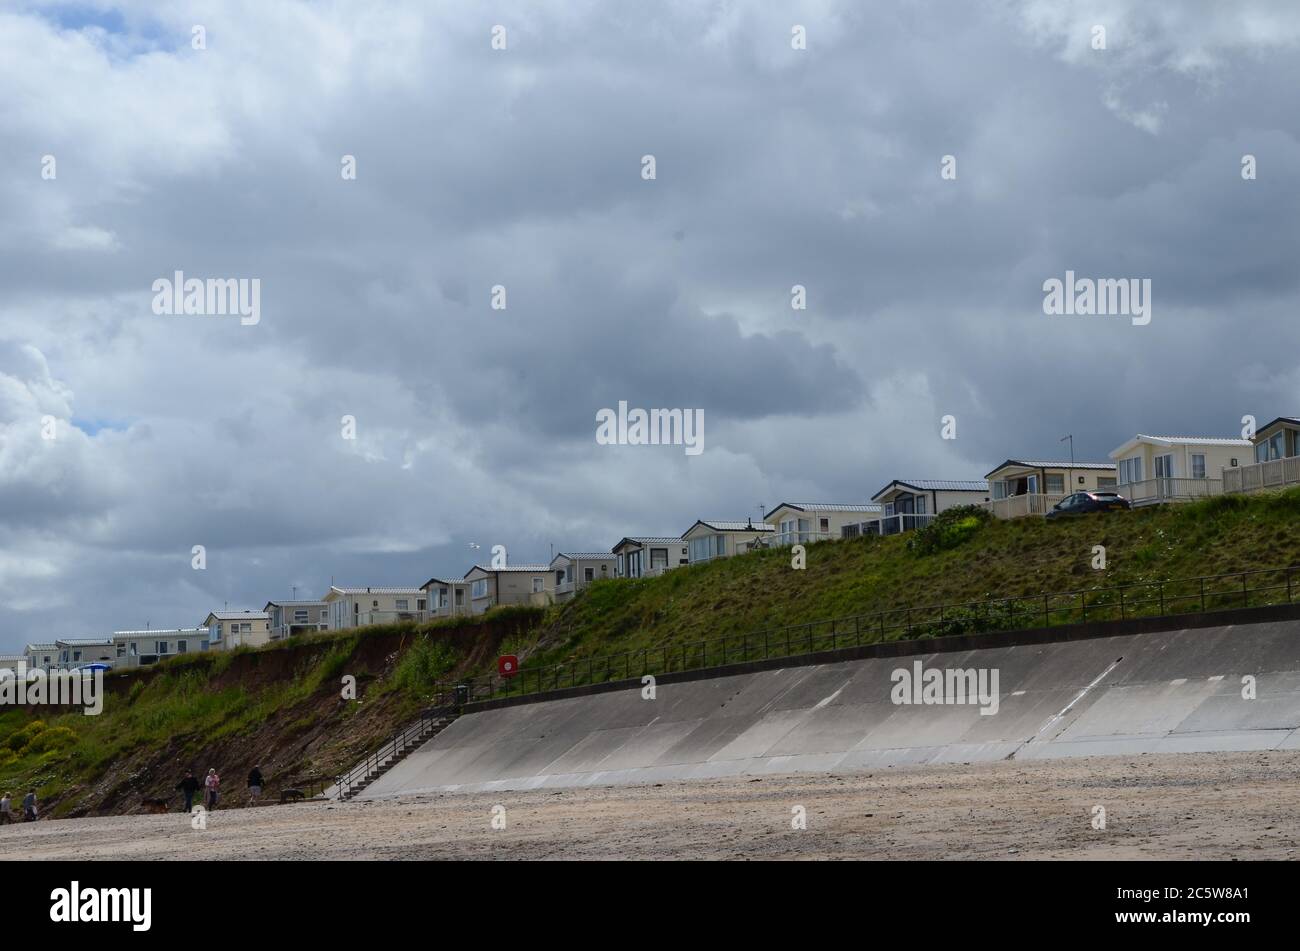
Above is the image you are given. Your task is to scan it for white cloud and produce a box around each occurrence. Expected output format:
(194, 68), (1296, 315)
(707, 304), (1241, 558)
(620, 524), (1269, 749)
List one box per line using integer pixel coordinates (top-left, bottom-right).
(50, 225), (120, 251)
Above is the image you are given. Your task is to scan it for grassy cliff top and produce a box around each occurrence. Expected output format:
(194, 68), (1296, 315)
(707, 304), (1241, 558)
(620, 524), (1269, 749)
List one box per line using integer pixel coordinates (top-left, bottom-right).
(520, 490), (1300, 669)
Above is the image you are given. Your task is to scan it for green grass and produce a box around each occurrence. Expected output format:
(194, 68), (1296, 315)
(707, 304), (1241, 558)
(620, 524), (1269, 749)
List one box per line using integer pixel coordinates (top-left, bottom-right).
(391, 637), (459, 696)
(516, 489), (1300, 677)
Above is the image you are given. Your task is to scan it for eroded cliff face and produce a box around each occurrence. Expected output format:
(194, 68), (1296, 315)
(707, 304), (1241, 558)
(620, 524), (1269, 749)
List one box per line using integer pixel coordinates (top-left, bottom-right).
(1, 610), (540, 819)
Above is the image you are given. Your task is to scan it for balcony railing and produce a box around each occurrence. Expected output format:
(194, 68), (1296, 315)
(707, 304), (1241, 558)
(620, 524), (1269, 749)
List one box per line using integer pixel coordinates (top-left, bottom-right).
(271, 622), (329, 640)
(1114, 477), (1221, 505)
(982, 493), (1067, 519)
(1223, 456), (1300, 494)
(761, 530), (837, 547)
(859, 513), (936, 536)
(422, 602), (470, 620)
(617, 564), (679, 579)
(555, 578), (608, 599)
(355, 610), (431, 627)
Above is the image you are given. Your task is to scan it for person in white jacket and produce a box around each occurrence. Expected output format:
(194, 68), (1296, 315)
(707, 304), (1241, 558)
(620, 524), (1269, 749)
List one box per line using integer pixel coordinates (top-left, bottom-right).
(204, 769), (220, 810)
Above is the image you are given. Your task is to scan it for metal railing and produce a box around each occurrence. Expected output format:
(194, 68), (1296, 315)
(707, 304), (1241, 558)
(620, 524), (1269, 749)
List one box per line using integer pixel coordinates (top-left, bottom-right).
(1223, 457), (1300, 494)
(331, 704), (455, 799)
(443, 564), (1300, 705)
(286, 775), (334, 799)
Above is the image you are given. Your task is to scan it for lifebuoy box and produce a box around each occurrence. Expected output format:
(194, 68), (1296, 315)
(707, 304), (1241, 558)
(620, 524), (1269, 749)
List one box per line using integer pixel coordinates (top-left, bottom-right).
(498, 654), (519, 678)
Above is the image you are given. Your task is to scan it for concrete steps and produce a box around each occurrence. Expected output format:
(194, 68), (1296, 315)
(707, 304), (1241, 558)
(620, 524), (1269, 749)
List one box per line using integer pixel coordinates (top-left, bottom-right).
(335, 714), (457, 801)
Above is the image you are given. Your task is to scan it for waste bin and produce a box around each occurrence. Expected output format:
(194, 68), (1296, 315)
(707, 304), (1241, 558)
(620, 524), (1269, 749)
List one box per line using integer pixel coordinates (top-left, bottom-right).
(454, 683), (470, 706)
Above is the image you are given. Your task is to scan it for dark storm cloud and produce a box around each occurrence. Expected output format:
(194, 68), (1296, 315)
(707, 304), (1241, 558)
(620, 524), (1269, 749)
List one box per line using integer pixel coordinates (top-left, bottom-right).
(2, 0), (1300, 647)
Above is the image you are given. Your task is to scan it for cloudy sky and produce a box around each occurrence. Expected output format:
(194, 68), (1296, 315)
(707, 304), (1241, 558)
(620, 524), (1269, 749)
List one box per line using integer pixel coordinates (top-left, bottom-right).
(2, 0), (1299, 649)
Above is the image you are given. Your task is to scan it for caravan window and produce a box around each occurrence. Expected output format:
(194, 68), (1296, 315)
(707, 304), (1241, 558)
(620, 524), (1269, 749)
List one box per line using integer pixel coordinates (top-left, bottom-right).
(1118, 457), (1141, 483)
(1257, 431), (1284, 462)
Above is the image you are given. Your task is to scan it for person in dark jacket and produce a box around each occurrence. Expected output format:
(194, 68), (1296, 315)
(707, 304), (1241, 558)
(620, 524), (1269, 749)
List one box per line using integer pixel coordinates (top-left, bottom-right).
(21, 790), (37, 821)
(247, 766), (264, 802)
(176, 771), (200, 812)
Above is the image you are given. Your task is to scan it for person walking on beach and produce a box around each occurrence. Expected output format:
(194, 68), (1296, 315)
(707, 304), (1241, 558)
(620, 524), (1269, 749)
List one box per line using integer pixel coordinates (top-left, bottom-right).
(0, 793), (12, 825)
(176, 771), (200, 812)
(22, 789), (37, 821)
(247, 766), (264, 803)
(204, 768), (220, 810)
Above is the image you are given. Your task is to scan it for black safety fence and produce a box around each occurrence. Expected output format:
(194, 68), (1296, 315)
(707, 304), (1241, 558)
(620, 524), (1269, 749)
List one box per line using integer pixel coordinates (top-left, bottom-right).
(438, 565), (1300, 705)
